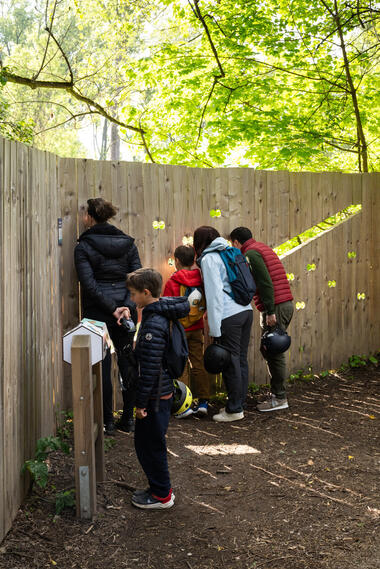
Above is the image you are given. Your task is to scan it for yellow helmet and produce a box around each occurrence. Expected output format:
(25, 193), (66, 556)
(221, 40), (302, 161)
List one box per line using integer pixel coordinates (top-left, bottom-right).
(172, 380), (193, 417)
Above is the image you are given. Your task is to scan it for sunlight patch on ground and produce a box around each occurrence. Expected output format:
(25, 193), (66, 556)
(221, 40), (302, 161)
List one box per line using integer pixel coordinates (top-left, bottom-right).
(185, 443), (261, 456)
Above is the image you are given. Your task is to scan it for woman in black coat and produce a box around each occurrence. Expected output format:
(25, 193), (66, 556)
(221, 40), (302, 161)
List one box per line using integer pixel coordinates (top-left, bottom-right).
(74, 198), (142, 434)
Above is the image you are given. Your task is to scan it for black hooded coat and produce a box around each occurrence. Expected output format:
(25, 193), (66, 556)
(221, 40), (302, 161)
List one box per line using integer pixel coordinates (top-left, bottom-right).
(74, 222), (141, 323)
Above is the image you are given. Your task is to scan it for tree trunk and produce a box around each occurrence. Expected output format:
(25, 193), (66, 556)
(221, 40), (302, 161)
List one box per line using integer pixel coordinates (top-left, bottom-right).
(334, 2), (368, 172)
(110, 122), (120, 161)
(100, 118), (108, 160)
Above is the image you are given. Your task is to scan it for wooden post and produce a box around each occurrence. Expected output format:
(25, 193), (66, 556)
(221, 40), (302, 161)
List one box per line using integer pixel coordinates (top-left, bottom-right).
(71, 335), (97, 519)
(93, 361), (105, 483)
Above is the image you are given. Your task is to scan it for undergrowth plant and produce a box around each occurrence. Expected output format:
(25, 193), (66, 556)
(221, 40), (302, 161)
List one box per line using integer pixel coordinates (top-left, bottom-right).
(22, 436), (70, 489)
(22, 433), (74, 515)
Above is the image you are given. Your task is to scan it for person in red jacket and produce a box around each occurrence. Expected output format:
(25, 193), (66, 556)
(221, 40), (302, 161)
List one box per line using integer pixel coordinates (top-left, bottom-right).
(230, 227), (294, 412)
(163, 245), (213, 416)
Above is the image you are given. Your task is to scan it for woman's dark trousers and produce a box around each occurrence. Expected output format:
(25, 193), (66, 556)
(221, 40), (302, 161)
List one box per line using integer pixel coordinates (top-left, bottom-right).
(220, 310), (253, 413)
(102, 321), (136, 425)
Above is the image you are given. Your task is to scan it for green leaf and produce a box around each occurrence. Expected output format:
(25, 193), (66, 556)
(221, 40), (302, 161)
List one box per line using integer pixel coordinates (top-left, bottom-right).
(22, 460), (49, 488)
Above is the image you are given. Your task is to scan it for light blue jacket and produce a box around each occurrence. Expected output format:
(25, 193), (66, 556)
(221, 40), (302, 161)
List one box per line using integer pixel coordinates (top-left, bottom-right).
(199, 237), (253, 337)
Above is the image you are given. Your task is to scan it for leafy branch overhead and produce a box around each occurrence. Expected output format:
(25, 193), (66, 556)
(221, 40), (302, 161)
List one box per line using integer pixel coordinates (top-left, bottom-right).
(0, 0), (379, 170)
(0, 1), (156, 161)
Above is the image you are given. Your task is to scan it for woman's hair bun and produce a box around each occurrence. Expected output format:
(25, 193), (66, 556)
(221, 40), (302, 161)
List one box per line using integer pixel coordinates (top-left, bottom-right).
(87, 198), (118, 223)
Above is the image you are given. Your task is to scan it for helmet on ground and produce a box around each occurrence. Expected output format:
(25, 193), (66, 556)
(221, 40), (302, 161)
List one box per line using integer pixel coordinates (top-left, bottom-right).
(172, 380), (193, 417)
(261, 327), (291, 355)
(203, 343), (231, 374)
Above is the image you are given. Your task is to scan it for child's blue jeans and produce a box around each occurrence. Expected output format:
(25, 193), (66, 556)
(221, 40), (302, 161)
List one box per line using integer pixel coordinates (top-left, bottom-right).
(134, 397), (172, 498)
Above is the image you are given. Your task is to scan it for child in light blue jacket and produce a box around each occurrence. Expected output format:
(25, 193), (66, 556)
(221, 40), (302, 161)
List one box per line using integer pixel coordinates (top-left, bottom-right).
(194, 226), (253, 422)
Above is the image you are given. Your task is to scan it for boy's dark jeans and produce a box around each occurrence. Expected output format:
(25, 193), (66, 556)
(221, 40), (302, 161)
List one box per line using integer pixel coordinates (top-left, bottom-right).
(221, 310), (253, 413)
(134, 398), (172, 498)
(260, 300), (294, 399)
(102, 321), (136, 425)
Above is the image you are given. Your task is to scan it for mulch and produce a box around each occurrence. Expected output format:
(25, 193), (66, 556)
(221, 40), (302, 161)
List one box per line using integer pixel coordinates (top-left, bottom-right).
(1, 364), (379, 569)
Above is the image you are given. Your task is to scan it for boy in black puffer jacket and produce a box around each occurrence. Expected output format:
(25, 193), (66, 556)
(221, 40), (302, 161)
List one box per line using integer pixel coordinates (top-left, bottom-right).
(117, 268), (189, 509)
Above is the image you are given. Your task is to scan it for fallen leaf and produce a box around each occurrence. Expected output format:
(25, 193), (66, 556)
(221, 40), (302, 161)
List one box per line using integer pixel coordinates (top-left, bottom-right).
(307, 459), (314, 466)
(369, 415), (376, 420)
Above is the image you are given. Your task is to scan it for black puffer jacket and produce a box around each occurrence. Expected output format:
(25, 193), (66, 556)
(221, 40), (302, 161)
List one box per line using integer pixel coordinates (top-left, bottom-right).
(74, 223), (141, 322)
(135, 297), (190, 409)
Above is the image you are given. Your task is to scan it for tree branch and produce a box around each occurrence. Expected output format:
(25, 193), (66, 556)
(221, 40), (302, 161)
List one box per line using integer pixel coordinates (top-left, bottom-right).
(189, 0), (225, 78)
(45, 25), (74, 85)
(34, 111), (94, 135)
(33, 0), (58, 81)
(139, 117), (155, 163)
(1, 69), (146, 136)
(196, 76), (218, 149)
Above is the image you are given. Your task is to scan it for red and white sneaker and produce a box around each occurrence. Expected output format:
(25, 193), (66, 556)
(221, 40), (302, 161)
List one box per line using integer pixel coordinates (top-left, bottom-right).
(131, 489), (175, 509)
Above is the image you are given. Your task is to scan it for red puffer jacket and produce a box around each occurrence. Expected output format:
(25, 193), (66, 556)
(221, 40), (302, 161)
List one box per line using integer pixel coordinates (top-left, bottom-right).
(163, 269), (204, 331)
(241, 238), (293, 312)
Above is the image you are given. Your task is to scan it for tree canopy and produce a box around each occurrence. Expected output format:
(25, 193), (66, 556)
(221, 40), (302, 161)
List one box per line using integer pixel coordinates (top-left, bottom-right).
(0, 0), (379, 171)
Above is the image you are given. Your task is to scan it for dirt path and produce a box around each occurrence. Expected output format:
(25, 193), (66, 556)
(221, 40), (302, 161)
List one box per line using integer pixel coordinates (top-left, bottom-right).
(1, 366), (379, 569)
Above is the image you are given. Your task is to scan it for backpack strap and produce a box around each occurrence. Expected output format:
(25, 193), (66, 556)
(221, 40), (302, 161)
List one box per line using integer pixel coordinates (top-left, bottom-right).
(218, 249), (235, 299)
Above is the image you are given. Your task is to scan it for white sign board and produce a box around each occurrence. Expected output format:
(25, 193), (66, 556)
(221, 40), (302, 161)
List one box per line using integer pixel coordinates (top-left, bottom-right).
(63, 319), (109, 365)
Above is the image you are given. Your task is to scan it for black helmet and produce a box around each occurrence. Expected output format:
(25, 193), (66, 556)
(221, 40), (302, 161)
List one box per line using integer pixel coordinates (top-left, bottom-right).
(261, 327), (291, 355)
(204, 343), (231, 374)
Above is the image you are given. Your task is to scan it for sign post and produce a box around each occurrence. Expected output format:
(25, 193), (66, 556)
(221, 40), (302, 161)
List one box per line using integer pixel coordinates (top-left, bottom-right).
(64, 320), (108, 520)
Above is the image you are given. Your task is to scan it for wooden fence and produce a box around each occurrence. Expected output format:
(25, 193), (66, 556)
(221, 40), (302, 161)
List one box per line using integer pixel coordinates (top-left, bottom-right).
(0, 137), (379, 541)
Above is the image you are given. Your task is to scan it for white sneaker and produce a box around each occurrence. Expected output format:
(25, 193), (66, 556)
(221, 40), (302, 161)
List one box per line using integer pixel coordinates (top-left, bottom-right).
(213, 409), (244, 422)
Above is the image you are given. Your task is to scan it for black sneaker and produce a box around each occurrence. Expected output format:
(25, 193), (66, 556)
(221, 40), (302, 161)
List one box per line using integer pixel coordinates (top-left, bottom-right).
(115, 419), (135, 433)
(104, 422), (116, 436)
(131, 490), (175, 509)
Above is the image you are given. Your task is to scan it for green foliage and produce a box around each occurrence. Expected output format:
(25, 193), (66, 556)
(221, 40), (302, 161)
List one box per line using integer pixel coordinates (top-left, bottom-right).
(22, 459), (49, 488)
(348, 354), (368, 368)
(288, 367), (313, 383)
(0, 0), (379, 167)
(289, 369), (306, 383)
(210, 391), (228, 404)
(22, 436), (70, 488)
(34, 436), (70, 462)
(104, 437), (116, 452)
(248, 382), (261, 395)
(56, 409), (74, 440)
(348, 354), (378, 368)
(319, 370), (330, 378)
(55, 489), (75, 514)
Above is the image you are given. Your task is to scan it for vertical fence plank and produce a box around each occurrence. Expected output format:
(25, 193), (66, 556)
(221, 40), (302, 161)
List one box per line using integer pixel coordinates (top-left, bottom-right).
(0, 138), (4, 539)
(160, 164), (175, 284)
(367, 173), (380, 350)
(356, 174), (370, 357)
(253, 170), (267, 240)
